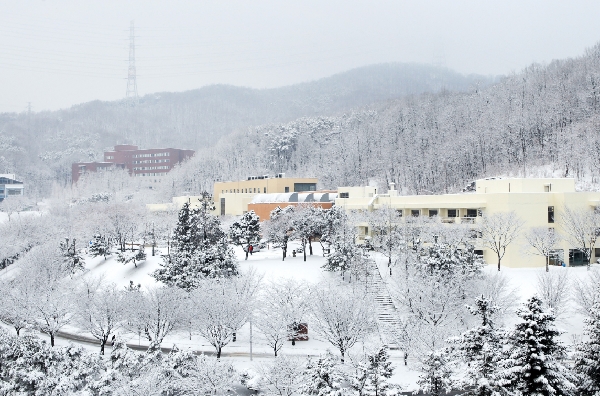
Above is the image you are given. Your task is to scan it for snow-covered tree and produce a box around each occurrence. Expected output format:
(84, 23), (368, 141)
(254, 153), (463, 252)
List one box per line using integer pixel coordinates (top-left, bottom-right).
(192, 270), (261, 358)
(59, 237), (85, 274)
(300, 351), (343, 396)
(500, 295), (576, 395)
(229, 210), (260, 246)
(20, 246), (75, 347)
(450, 296), (506, 396)
(127, 286), (187, 350)
(561, 207), (600, 271)
(254, 355), (305, 396)
(348, 346), (396, 396)
(524, 226), (561, 272)
(536, 269), (571, 321)
(574, 287), (600, 395)
(76, 279), (126, 354)
(0, 276), (35, 336)
(480, 211), (523, 271)
(322, 211), (362, 276)
(264, 205), (294, 261)
(88, 232), (113, 259)
(117, 245), (147, 268)
(573, 268), (600, 316)
(416, 350), (454, 396)
(291, 204), (322, 261)
(254, 279), (310, 355)
(310, 282), (376, 363)
(154, 196), (238, 290)
(365, 206), (403, 271)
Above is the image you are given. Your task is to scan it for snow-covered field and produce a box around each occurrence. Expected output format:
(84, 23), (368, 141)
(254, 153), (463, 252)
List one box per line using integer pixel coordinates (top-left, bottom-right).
(2, 238), (598, 391)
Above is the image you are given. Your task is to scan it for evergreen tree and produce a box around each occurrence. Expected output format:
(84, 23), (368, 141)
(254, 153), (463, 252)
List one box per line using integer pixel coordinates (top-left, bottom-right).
(350, 350), (394, 396)
(154, 194), (238, 290)
(89, 233), (112, 259)
(300, 351), (343, 396)
(59, 238), (84, 274)
(501, 295), (576, 396)
(265, 205), (294, 261)
(451, 296), (505, 396)
(416, 349), (454, 396)
(574, 289), (600, 395)
(229, 210), (260, 246)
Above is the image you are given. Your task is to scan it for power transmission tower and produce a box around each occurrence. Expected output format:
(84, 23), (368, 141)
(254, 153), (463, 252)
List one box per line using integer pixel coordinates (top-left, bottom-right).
(126, 20), (139, 103)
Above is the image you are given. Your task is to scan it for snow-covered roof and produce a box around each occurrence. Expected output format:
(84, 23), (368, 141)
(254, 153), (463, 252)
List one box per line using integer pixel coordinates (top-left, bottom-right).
(250, 192), (337, 204)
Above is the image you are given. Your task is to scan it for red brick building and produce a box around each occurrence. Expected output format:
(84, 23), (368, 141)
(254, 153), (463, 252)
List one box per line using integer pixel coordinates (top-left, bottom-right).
(72, 145), (195, 183)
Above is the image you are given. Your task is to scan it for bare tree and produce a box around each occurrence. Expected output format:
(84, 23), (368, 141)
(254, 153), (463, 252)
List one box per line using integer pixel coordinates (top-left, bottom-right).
(253, 356), (305, 396)
(561, 207), (600, 271)
(0, 276), (36, 335)
(573, 268), (600, 315)
(310, 281), (376, 363)
(254, 279), (310, 356)
(480, 211), (524, 271)
(127, 286), (187, 350)
(76, 279), (126, 354)
(536, 270), (571, 321)
(192, 270), (262, 358)
(365, 206), (403, 272)
(524, 227), (561, 272)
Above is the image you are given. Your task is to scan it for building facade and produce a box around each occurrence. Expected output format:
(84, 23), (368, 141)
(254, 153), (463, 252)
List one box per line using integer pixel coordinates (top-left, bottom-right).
(72, 145), (195, 183)
(0, 174), (24, 201)
(248, 192), (336, 221)
(214, 175), (318, 216)
(336, 178), (600, 269)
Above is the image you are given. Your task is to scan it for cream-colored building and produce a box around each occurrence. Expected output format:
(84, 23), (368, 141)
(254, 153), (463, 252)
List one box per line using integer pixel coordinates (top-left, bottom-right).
(214, 175), (318, 216)
(336, 178), (600, 269)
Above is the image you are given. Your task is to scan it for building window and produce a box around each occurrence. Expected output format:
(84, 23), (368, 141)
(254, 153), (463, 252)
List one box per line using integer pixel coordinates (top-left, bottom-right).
(548, 206), (554, 223)
(466, 209), (477, 218)
(396, 209), (403, 217)
(220, 198), (225, 216)
(429, 209), (438, 217)
(285, 187), (290, 193)
(447, 209), (458, 218)
(106, 155), (114, 160)
(264, 187), (266, 193)
(411, 210), (420, 217)
(294, 183), (317, 192)
(340, 192), (349, 198)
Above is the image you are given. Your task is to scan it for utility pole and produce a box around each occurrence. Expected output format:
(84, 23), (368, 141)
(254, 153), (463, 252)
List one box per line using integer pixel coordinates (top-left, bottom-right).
(126, 20), (139, 103)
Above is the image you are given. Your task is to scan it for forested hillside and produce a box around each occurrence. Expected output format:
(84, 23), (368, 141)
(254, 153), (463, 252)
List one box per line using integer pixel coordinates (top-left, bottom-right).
(167, 43), (600, 196)
(0, 63), (485, 198)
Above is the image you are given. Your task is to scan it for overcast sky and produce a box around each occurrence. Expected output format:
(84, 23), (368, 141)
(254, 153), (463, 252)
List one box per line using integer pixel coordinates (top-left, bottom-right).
(1, 0), (599, 113)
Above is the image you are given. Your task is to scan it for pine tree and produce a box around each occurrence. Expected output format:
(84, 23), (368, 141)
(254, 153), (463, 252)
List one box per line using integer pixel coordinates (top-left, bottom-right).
(574, 289), (600, 395)
(501, 295), (576, 396)
(89, 233), (112, 259)
(59, 237), (84, 274)
(365, 346), (395, 396)
(451, 296), (505, 396)
(416, 349), (454, 396)
(300, 351), (343, 396)
(229, 210), (260, 246)
(154, 195), (238, 290)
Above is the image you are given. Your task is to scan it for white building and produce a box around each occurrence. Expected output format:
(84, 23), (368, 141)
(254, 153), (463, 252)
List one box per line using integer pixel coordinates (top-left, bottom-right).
(0, 174), (24, 202)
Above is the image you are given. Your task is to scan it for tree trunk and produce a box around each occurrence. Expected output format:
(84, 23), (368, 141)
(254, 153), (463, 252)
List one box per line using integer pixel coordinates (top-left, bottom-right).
(497, 256), (501, 271)
(546, 255), (549, 272)
(388, 256), (392, 266)
(340, 349), (345, 363)
(309, 237), (313, 255)
(303, 242), (307, 262)
(245, 251), (248, 260)
(50, 333), (55, 347)
(274, 347), (278, 357)
(282, 248), (286, 261)
(100, 337), (106, 355)
(16, 327), (21, 336)
(216, 346), (222, 359)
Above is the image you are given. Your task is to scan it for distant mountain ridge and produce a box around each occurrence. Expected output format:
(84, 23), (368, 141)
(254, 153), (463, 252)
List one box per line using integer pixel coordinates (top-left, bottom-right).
(0, 63), (491, 195)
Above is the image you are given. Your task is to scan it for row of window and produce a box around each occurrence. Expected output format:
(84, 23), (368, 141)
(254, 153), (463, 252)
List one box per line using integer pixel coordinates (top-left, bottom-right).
(133, 166), (170, 171)
(222, 187), (268, 194)
(396, 208), (481, 218)
(135, 173), (166, 177)
(133, 159), (170, 164)
(133, 152), (170, 158)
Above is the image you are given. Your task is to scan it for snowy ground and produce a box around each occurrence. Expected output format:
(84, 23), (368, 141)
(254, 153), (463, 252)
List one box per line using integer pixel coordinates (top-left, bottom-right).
(3, 240), (599, 391)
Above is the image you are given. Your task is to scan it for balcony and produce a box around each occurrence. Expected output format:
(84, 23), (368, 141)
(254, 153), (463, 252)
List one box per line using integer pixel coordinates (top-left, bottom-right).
(441, 217), (456, 223)
(461, 217), (477, 224)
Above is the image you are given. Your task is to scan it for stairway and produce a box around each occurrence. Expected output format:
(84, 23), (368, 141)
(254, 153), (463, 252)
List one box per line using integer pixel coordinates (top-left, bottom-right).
(364, 258), (402, 349)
